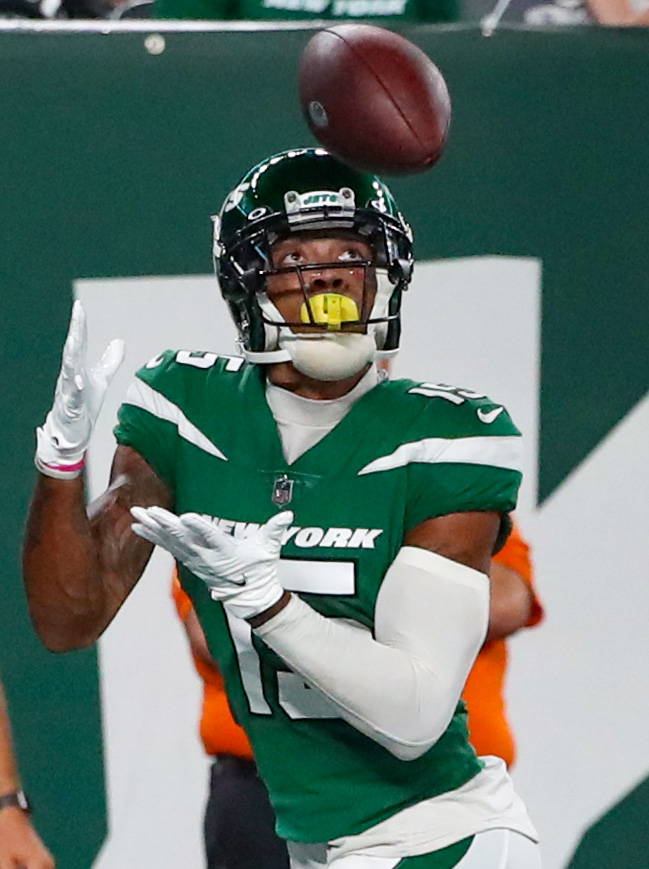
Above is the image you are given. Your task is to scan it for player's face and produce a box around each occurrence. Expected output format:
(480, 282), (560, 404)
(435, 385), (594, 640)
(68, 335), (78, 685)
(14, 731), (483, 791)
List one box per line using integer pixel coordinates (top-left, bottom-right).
(265, 231), (376, 332)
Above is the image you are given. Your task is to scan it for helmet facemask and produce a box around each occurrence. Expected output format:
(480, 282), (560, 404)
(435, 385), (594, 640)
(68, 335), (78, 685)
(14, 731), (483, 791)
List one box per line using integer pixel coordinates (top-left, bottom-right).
(214, 150), (413, 378)
(261, 244), (384, 381)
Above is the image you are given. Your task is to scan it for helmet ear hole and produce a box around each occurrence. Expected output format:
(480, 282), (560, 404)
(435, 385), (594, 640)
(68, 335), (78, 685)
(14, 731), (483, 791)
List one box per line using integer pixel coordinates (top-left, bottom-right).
(241, 268), (260, 293)
(387, 258), (413, 285)
(218, 262), (246, 303)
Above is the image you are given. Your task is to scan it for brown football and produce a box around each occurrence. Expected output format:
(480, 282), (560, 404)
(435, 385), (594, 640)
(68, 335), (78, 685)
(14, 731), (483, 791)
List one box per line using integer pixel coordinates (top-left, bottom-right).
(299, 24), (451, 175)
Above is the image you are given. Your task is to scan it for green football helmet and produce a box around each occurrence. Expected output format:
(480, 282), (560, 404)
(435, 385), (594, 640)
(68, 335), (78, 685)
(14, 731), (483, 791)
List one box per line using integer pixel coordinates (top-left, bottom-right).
(213, 148), (414, 367)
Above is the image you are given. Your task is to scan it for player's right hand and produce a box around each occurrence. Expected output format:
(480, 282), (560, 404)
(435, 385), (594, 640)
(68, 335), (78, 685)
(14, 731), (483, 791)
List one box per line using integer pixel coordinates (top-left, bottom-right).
(130, 506), (293, 621)
(35, 300), (124, 480)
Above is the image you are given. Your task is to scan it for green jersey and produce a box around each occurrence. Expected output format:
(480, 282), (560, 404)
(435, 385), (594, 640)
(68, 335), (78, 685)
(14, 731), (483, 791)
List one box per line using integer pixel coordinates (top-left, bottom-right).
(115, 351), (522, 843)
(154, 0), (459, 23)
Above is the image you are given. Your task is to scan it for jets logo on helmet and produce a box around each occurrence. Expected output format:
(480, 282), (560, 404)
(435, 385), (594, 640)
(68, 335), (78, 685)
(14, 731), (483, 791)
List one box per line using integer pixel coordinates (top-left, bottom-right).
(213, 148), (414, 379)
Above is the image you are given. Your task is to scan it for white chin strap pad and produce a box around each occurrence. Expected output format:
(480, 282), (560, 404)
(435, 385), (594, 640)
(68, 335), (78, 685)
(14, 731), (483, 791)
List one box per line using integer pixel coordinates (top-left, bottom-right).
(279, 332), (376, 381)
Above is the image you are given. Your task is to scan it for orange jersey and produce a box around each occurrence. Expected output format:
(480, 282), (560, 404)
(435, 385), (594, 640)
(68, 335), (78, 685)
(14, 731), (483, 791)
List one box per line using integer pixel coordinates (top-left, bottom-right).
(172, 576), (253, 760)
(173, 519), (543, 766)
(463, 521), (544, 766)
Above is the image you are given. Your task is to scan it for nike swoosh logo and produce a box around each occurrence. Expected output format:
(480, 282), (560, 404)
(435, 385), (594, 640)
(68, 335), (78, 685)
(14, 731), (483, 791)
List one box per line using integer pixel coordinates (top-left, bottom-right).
(209, 577), (247, 597)
(477, 406), (505, 424)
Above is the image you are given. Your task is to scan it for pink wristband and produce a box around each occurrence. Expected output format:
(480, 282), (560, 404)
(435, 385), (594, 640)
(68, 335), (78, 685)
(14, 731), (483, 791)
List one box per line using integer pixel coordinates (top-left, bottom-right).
(35, 455), (85, 480)
(47, 458), (85, 473)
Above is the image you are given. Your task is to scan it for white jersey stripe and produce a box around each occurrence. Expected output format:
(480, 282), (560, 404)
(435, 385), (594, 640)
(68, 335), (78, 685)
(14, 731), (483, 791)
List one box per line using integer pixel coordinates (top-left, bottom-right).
(357, 435), (522, 476)
(123, 378), (228, 462)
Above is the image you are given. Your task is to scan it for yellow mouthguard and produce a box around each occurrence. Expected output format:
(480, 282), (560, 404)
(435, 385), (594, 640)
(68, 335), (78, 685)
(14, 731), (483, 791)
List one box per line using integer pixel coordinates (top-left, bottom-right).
(300, 294), (361, 330)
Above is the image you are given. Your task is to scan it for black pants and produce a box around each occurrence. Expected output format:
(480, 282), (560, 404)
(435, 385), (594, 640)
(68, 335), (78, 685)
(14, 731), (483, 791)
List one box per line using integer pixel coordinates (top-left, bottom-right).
(204, 755), (290, 869)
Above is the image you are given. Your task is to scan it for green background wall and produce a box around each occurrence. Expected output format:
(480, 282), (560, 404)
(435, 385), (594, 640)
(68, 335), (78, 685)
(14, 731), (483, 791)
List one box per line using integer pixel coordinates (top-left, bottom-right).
(1, 23), (648, 866)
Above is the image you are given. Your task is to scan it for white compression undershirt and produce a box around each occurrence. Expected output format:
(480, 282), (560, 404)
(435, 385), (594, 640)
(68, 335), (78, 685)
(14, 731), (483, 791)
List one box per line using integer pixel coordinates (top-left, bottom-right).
(265, 365), (380, 465)
(255, 546), (489, 761)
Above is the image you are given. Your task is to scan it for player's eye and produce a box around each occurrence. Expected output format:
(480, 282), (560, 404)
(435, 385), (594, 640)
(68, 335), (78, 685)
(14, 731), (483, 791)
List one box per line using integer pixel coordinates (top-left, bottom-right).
(339, 248), (367, 263)
(278, 250), (303, 266)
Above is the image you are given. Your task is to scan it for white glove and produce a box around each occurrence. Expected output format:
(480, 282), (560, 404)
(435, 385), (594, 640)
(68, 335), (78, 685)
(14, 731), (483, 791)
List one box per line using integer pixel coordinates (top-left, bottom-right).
(130, 506), (293, 620)
(35, 300), (124, 479)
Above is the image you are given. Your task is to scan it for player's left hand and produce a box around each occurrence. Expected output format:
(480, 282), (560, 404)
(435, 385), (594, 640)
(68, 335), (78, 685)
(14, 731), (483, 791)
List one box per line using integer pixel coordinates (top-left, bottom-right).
(130, 506), (293, 620)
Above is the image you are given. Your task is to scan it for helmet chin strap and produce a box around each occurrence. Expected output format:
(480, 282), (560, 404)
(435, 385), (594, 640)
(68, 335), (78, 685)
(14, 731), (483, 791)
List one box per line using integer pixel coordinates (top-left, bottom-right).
(278, 332), (376, 382)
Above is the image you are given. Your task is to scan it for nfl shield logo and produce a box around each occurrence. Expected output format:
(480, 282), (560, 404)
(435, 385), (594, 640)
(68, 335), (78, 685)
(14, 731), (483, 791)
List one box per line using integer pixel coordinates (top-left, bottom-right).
(272, 475), (294, 507)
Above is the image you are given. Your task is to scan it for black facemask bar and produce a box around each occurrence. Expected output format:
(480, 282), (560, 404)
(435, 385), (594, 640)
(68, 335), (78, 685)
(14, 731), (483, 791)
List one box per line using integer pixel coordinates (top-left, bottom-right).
(220, 206), (409, 283)
(257, 260), (384, 331)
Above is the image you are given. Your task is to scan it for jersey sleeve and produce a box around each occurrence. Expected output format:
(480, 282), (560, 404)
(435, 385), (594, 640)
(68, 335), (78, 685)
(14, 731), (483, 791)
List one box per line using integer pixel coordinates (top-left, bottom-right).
(403, 394), (523, 531)
(113, 349), (181, 489)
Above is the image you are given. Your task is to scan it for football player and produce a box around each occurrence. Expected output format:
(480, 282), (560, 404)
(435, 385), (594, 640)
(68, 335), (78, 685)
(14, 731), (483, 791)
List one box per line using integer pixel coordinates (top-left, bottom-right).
(0, 676), (55, 869)
(23, 148), (541, 868)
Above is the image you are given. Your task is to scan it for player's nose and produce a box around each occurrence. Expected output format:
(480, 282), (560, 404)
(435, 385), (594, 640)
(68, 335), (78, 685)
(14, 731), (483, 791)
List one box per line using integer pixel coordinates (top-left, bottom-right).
(309, 268), (345, 291)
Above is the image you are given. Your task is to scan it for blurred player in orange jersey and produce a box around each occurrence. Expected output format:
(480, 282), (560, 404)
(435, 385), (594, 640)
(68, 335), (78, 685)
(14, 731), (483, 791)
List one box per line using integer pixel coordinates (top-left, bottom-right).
(465, 522), (544, 767)
(173, 520), (542, 867)
(172, 577), (289, 869)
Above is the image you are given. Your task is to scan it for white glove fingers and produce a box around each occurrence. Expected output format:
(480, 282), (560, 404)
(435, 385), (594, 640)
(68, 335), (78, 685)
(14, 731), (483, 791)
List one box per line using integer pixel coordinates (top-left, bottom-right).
(140, 504), (177, 524)
(93, 338), (125, 385)
(61, 301), (87, 378)
(130, 505), (154, 526)
(57, 302), (89, 417)
(261, 511), (294, 548)
(129, 507), (169, 546)
(130, 506), (196, 563)
(131, 507), (187, 542)
(131, 522), (163, 547)
(181, 513), (227, 548)
(130, 505), (181, 535)
(131, 523), (186, 561)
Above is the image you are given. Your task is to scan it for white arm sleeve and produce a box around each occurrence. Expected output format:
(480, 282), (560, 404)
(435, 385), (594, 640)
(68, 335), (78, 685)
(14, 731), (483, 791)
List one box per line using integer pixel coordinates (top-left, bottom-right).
(254, 545), (489, 761)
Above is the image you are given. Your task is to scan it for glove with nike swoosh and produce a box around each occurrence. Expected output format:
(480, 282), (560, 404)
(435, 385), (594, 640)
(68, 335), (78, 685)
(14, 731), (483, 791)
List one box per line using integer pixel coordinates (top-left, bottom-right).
(35, 300), (125, 479)
(130, 506), (293, 620)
